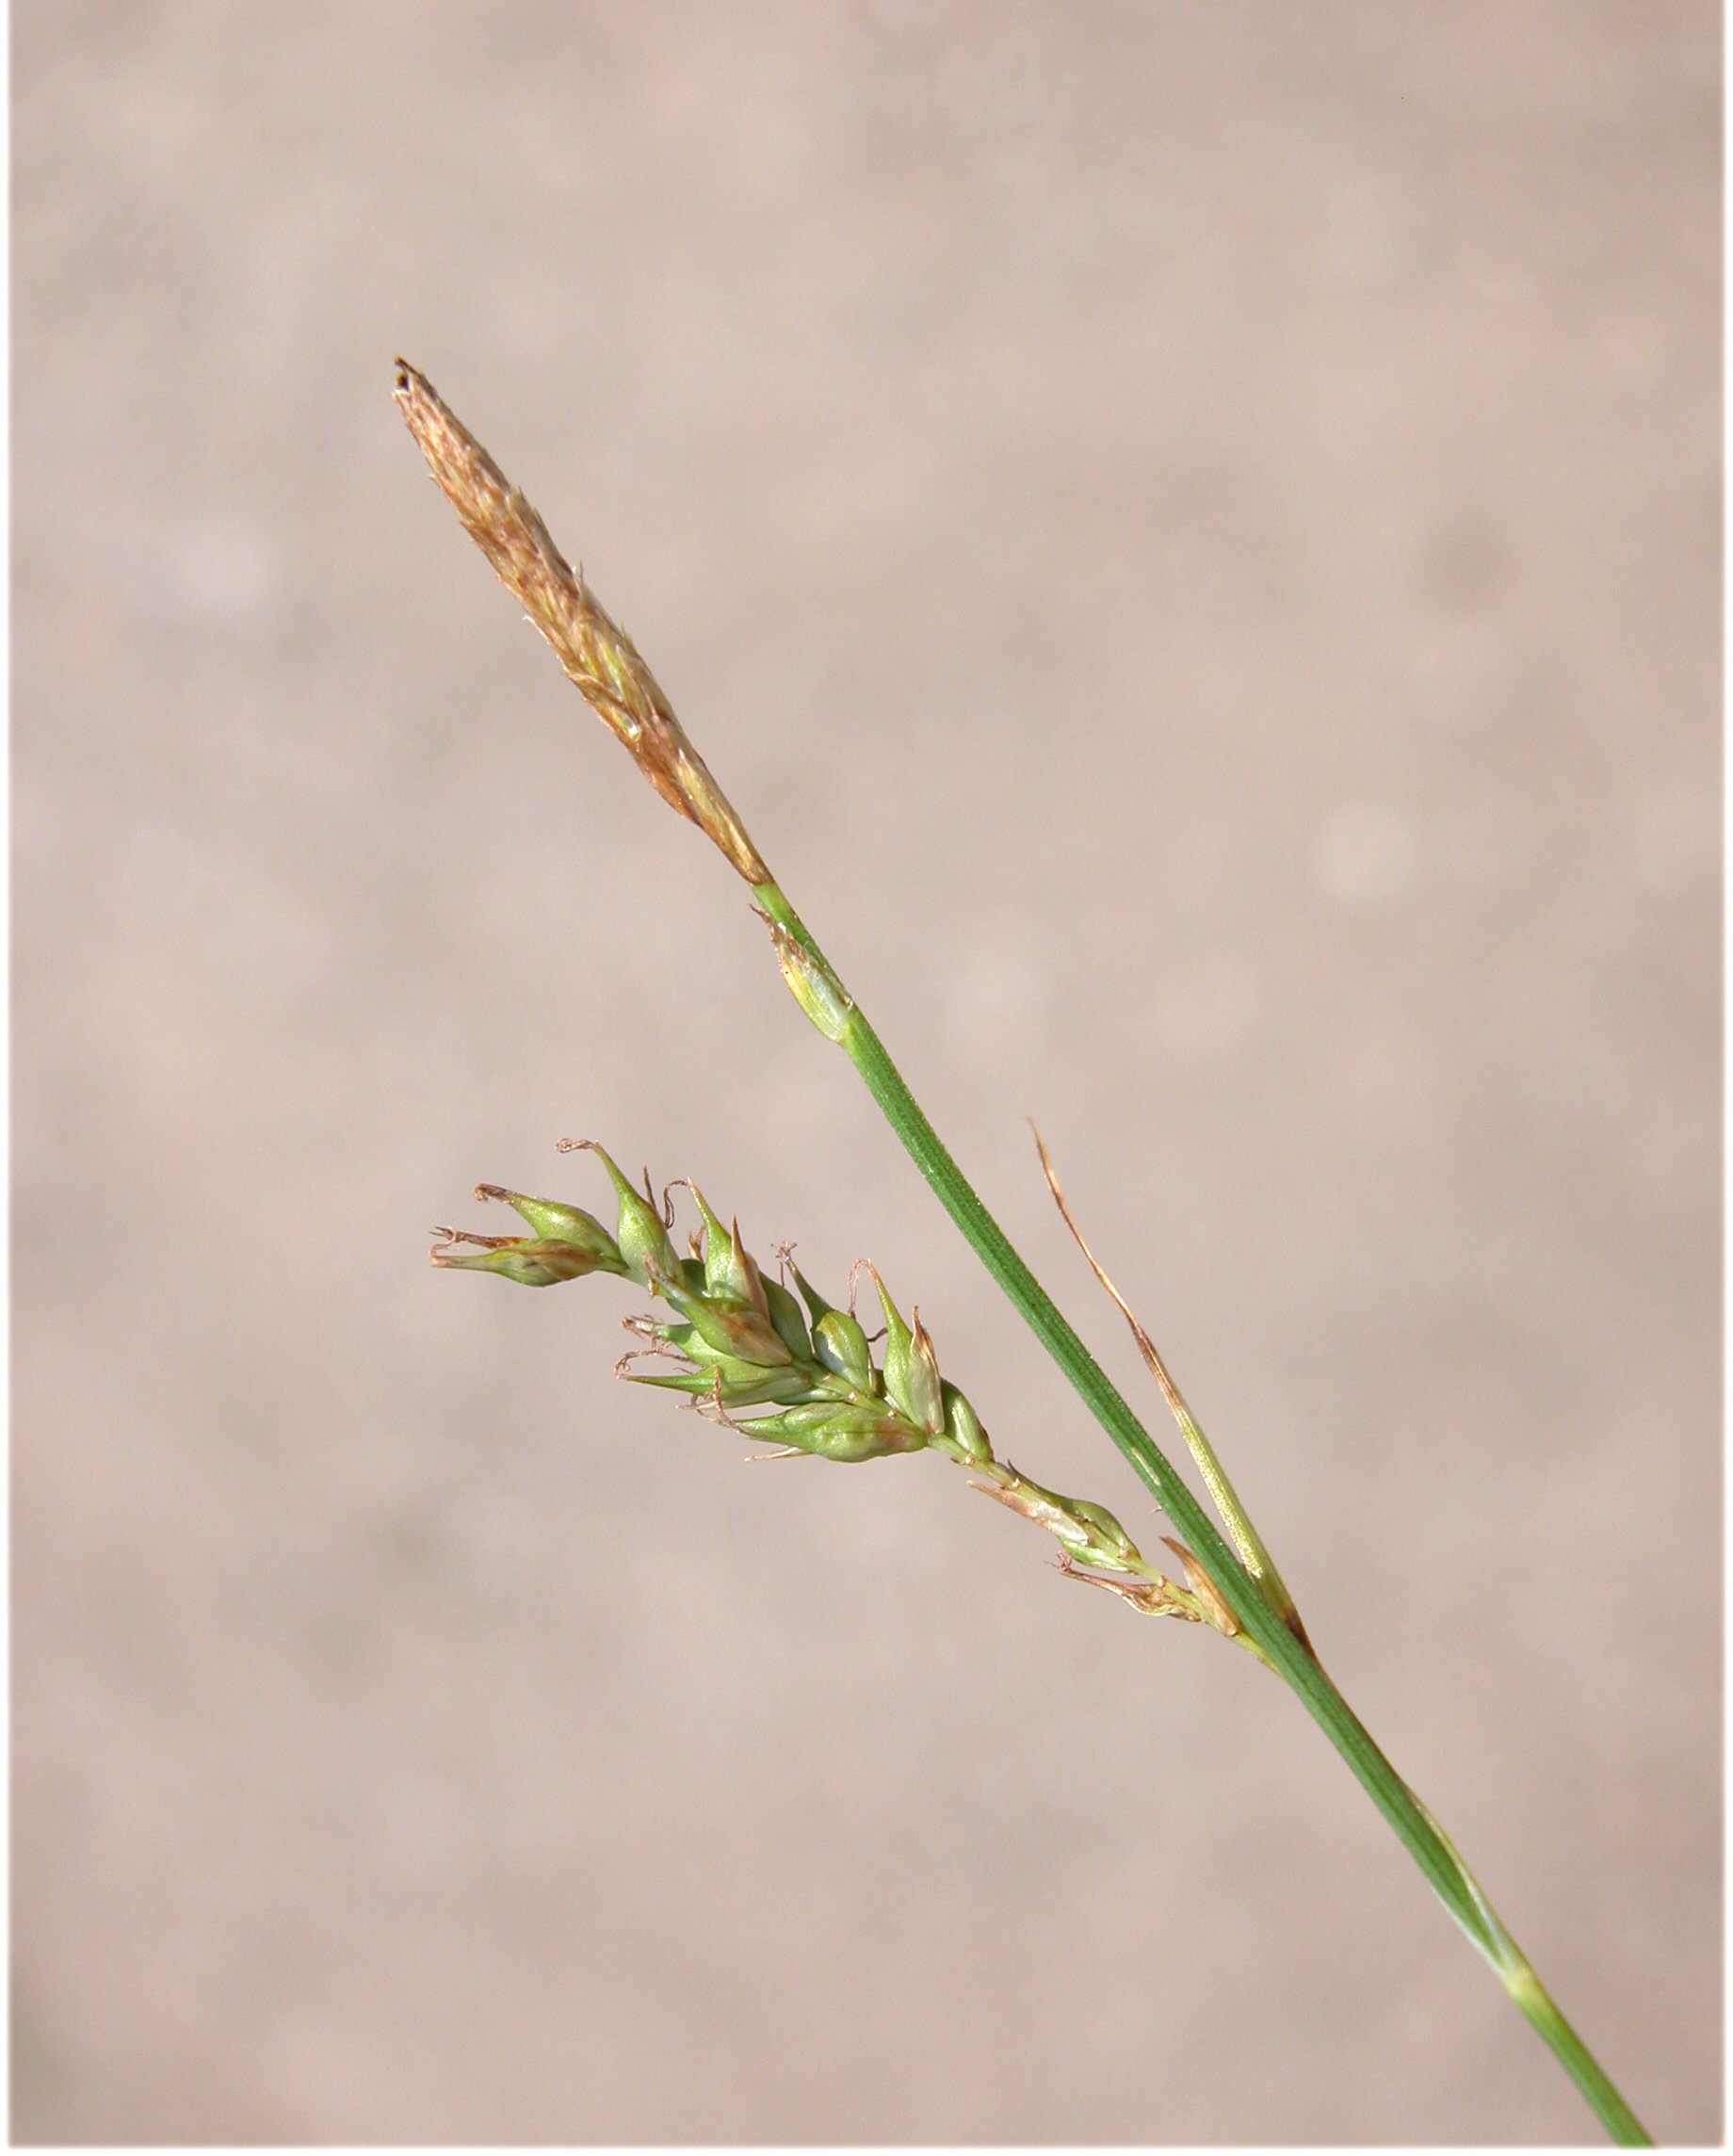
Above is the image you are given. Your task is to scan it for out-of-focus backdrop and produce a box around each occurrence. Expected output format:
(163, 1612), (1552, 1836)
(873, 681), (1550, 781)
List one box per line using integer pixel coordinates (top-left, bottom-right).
(13, 2), (1719, 2142)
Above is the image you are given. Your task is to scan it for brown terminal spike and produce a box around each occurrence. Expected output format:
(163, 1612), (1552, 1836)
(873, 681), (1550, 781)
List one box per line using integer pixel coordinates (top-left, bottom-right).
(394, 361), (769, 885)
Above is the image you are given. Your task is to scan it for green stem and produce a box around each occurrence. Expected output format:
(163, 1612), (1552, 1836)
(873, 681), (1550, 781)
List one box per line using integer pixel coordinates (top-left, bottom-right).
(755, 880), (1649, 2148)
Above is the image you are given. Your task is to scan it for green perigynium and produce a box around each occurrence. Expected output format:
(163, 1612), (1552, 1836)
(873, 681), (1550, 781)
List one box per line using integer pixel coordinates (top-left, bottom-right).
(431, 1150), (1255, 1647)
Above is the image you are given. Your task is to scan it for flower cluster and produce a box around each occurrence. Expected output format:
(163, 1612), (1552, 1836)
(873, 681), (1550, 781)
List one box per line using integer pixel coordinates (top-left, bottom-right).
(430, 1143), (1257, 1651)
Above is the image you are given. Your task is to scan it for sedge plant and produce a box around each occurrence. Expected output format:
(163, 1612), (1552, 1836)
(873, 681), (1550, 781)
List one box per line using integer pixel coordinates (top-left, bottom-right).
(396, 361), (1650, 2144)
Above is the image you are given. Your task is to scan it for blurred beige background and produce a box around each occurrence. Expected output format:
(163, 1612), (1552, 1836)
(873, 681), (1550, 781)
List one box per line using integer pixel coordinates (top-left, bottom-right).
(13, 1), (1720, 2143)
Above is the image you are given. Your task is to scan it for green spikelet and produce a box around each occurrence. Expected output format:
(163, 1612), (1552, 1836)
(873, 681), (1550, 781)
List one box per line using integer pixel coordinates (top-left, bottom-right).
(559, 1141), (674, 1287)
(430, 1145), (1255, 1649)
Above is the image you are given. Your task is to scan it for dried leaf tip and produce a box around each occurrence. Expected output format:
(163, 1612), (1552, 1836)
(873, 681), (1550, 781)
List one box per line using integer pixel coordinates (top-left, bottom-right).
(1030, 1120), (1311, 1651)
(393, 359), (769, 885)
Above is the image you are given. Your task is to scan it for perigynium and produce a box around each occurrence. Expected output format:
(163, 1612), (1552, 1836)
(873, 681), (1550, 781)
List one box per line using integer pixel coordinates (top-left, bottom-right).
(397, 360), (1651, 2146)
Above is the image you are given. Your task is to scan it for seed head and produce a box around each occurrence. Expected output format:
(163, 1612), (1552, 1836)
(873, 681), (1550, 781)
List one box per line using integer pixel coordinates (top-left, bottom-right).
(395, 361), (769, 885)
(429, 1147), (1263, 1655)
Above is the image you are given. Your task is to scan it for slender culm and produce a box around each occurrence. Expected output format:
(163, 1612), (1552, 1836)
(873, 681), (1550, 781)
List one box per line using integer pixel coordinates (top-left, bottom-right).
(400, 364), (1651, 2146)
